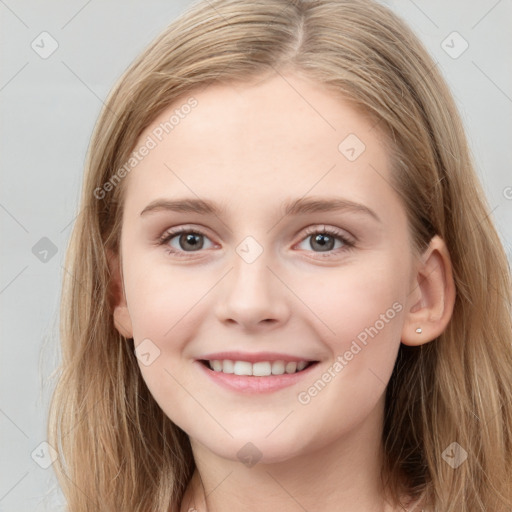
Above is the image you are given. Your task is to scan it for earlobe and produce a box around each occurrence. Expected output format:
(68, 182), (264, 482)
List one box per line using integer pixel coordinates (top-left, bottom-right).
(106, 248), (134, 339)
(401, 235), (456, 346)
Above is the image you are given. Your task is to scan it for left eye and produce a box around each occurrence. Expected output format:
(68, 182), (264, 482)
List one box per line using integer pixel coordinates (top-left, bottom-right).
(296, 231), (347, 252)
(295, 226), (354, 254)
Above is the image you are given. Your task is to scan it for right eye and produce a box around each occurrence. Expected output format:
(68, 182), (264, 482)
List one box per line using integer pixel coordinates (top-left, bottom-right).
(159, 227), (215, 258)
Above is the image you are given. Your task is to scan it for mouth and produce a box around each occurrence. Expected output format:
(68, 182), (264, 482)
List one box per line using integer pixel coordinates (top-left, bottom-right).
(199, 359), (318, 376)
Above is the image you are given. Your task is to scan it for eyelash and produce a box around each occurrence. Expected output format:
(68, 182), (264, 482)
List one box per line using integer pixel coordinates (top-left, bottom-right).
(157, 225), (355, 259)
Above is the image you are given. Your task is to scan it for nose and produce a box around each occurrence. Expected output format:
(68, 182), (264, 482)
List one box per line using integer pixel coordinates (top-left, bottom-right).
(214, 246), (291, 332)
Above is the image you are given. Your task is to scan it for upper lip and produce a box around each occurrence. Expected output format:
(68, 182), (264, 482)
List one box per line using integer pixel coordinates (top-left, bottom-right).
(197, 351), (317, 363)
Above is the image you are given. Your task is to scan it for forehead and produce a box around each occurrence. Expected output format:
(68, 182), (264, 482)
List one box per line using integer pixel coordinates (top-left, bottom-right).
(122, 72), (401, 223)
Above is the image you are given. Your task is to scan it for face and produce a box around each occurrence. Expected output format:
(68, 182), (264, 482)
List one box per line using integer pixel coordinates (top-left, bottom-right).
(113, 71), (417, 464)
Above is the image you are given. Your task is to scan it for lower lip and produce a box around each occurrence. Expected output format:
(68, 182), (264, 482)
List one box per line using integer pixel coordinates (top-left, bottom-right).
(195, 361), (318, 394)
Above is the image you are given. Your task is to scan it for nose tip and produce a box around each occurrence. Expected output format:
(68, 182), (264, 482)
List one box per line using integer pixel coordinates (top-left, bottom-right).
(214, 246), (290, 330)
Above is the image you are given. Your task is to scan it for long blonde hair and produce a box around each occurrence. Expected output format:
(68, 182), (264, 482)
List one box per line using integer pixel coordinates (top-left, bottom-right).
(48, 0), (512, 510)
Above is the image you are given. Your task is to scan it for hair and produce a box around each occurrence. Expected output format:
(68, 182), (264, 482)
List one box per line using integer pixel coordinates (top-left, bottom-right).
(47, 0), (512, 510)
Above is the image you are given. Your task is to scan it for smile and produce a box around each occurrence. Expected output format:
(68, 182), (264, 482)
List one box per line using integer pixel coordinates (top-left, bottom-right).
(202, 359), (314, 376)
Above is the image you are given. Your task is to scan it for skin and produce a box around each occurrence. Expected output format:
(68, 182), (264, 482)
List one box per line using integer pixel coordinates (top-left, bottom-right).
(110, 70), (455, 512)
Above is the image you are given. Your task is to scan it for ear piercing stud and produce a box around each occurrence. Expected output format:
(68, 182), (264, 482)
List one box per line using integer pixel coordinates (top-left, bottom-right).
(415, 327), (422, 334)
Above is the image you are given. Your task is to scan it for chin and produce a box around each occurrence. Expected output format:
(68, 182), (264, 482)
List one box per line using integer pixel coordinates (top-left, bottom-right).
(192, 429), (311, 466)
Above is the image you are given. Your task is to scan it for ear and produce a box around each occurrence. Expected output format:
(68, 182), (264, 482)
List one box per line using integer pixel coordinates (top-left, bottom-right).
(401, 235), (456, 346)
(106, 248), (133, 339)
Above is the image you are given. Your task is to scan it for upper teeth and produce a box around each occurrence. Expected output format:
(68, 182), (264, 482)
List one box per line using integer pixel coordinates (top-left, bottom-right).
(208, 360), (309, 376)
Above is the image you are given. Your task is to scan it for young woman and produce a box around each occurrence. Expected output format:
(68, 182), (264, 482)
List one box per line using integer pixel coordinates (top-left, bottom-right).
(48, 0), (512, 510)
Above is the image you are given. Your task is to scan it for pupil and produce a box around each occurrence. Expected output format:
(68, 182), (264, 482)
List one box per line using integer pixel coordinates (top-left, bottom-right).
(181, 233), (202, 250)
(312, 233), (333, 252)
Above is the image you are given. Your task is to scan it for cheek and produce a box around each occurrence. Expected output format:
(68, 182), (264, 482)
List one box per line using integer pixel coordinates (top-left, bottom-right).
(124, 260), (209, 343)
(292, 258), (405, 404)
(295, 257), (405, 350)
(290, 265), (404, 441)
(123, 265), (206, 422)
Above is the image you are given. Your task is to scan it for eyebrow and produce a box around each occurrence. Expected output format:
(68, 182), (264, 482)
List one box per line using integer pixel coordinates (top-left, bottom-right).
(140, 196), (381, 223)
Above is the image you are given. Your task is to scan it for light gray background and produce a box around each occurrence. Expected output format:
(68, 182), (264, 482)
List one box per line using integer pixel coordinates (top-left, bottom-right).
(1, 1), (511, 510)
